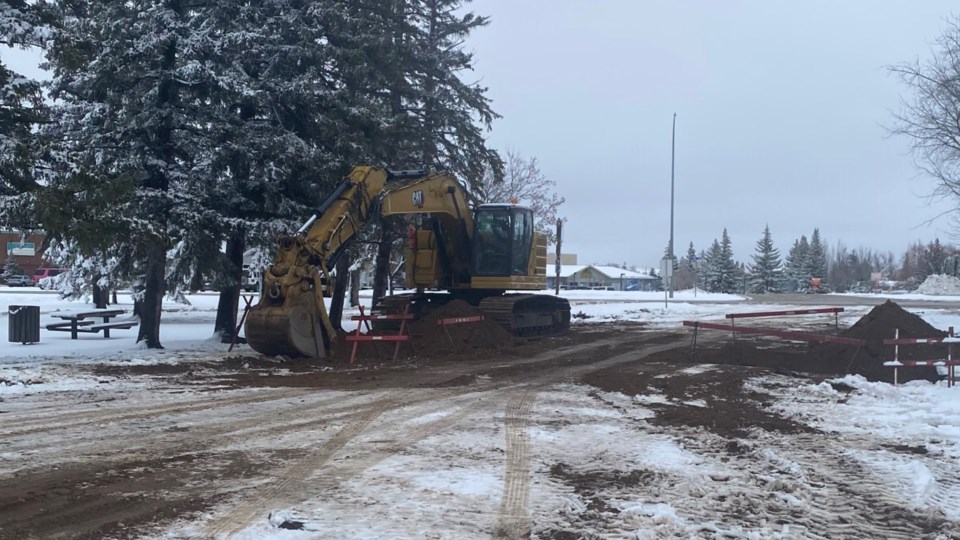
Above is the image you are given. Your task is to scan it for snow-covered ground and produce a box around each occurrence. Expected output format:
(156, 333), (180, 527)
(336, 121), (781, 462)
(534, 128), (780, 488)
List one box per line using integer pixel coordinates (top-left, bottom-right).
(3, 289), (960, 538)
(0, 288), (749, 365)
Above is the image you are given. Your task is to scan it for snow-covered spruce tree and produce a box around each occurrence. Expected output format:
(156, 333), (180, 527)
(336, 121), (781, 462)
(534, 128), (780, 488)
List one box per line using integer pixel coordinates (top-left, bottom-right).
(749, 225), (783, 293)
(0, 1), (50, 226)
(783, 236), (810, 291)
(476, 149), (565, 244)
(367, 0), (503, 308)
(714, 229), (739, 294)
(805, 228), (828, 282)
(191, 2), (364, 339)
(42, 1), (247, 348)
(701, 239), (721, 293)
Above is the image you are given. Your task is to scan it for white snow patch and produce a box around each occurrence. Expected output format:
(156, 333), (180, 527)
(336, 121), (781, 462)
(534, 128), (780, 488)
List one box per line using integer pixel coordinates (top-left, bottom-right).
(917, 274), (960, 295)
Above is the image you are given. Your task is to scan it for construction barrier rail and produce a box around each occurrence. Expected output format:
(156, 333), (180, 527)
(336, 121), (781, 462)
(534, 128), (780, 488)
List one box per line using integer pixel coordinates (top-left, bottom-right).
(725, 307), (844, 336)
(345, 305), (414, 364)
(725, 307), (844, 319)
(435, 314), (488, 351)
(883, 328), (957, 387)
(682, 320), (866, 346)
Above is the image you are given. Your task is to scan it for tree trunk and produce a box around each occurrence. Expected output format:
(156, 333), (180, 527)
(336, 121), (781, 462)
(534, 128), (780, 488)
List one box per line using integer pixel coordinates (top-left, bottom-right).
(189, 271), (204, 293)
(136, 239), (166, 349)
(328, 254), (351, 331)
(350, 267), (360, 307)
(214, 226), (244, 342)
(371, 225), (394, 310)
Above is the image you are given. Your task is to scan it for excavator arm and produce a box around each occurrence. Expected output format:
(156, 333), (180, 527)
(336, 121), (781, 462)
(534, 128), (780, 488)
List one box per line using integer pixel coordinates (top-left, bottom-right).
(245, 166), (472, 358)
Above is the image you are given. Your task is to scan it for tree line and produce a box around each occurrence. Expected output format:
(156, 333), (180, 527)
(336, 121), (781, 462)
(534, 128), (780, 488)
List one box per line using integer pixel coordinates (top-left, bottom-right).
(0, 0), (508, 348)
(667, 227), (957, 295)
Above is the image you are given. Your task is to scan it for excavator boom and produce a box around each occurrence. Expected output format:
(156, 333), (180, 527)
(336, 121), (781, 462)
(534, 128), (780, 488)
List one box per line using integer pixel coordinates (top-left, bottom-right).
(245, 166), (569, 359)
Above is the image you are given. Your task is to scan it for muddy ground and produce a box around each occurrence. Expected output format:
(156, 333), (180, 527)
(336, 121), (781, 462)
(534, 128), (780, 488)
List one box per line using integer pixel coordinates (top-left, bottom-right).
(1, 314), (956, 539)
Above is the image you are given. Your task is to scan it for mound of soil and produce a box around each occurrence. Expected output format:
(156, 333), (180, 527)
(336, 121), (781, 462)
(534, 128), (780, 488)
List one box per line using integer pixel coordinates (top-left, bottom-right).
(329, 299), (518, 364)
(692, 301), (948, 383)
(822, 300), (947, 382)
(840, 300), (946, 356)
(406, 299), (517, 359)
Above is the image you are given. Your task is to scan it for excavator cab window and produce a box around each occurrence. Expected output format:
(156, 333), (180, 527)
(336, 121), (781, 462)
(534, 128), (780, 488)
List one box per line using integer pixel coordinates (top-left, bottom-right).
(472, 206), (533, 277)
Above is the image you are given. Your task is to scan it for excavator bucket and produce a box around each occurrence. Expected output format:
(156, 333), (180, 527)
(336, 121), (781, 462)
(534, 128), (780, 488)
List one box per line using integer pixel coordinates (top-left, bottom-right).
(244, 293), (331, 358)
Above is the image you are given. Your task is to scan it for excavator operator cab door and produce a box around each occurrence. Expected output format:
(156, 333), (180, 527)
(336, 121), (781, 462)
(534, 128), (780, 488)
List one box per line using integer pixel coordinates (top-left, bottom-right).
(472, 204), (534, 277)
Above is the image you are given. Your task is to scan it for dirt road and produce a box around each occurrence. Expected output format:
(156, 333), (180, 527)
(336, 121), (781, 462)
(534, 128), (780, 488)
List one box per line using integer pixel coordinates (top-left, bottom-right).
(0, 323), (957, 539)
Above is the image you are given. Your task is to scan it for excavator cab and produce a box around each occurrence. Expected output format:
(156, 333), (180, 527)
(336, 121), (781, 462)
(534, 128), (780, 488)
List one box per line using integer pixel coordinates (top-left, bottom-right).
(472, 204), (535, 277)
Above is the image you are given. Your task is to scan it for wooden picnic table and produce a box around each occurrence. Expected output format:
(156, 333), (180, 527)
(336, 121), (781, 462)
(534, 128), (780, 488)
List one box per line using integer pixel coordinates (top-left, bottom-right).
(46, 309), (137, 339)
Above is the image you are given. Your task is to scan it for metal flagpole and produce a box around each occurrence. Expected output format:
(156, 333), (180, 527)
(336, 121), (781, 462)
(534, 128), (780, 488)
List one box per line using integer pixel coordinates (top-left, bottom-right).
(669, 112), (676, 299)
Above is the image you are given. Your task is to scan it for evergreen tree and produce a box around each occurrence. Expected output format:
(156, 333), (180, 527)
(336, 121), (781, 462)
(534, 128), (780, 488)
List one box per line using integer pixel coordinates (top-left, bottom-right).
(784, 235), (810, 291)
(701, 239), (721, 293)
(41, 1), (273, 347)
(921, 238), (949, 277)
(749, 225), (782, 293)
(714, 228), (739, 293)
(369, 0), (502, 308)
(0, 1), (50, 226)
(806, 228), (828, 281)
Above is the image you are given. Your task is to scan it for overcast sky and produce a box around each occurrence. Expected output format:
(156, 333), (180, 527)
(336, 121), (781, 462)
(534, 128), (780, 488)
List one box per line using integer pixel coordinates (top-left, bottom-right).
(4, 3), (959, 269)
(468, 1), (959, 268)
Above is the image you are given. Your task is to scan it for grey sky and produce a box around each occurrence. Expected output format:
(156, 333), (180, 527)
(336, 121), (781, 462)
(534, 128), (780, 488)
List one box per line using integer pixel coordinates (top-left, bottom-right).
(468, 1), (959, 268)
(4, 2), (958, 270)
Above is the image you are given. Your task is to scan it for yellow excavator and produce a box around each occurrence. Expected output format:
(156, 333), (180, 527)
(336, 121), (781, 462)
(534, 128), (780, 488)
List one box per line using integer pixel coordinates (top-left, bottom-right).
(245, 165), (571, 358)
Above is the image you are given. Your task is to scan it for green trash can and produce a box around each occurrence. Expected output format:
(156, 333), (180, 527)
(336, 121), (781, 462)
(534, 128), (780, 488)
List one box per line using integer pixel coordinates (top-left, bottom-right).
(9, 305), (40, 344)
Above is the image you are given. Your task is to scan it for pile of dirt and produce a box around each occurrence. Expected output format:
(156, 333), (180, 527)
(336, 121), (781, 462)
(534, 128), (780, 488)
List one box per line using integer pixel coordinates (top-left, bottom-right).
(840, 300), (946, 356)
(819, 300), (947, 382)
(406, 299), (517, 359)
(329, 299), (517, 364)
(690, 301), (948, 383)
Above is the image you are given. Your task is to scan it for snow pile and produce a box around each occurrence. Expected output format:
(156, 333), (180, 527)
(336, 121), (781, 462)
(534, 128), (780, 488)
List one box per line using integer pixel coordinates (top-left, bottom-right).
(917, 274), (960, 295)
(0, 366), (111, 395)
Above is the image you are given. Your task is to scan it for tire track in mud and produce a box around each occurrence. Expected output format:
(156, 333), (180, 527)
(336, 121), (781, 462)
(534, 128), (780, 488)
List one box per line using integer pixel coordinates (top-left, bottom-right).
(790, 436), (956, 539)
(206, 388), (432, 537)
(0, 387), (315, 438)
(2, 329), (687, 539)
(607, 405), (959, 539)
(0, 392), (383, 470)
(495, 390), (537, 540)
(201, 334), (678, 538)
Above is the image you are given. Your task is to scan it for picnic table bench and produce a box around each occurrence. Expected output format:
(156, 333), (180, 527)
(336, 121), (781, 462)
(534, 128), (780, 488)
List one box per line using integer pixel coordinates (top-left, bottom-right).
(46, 309), (138, 339)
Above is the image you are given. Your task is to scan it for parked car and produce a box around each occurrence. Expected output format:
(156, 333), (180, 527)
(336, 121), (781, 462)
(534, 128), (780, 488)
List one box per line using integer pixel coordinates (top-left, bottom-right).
(241, 265), (259, 292)
(33, 267), (65, 289)
(5, 274), (34, 287)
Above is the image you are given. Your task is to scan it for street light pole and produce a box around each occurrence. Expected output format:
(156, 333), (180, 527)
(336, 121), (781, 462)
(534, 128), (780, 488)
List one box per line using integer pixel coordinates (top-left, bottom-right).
(669, 112), (676, 299)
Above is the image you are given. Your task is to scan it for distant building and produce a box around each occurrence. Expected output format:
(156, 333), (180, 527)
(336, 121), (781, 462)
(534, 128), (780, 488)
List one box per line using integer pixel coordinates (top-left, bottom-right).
(546, 264), (659, 291)
(1, 231), (47, 276)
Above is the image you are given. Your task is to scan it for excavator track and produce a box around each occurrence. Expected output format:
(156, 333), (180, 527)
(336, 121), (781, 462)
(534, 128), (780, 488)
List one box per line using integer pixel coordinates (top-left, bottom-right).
(370, 293), (570, 337)
(479, 294), (571, 336)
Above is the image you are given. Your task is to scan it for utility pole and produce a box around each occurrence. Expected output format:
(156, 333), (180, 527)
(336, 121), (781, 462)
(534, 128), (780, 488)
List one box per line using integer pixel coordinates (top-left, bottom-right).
(669, 112), (676, 299)
(554, 219), (563, 296)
